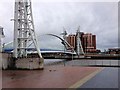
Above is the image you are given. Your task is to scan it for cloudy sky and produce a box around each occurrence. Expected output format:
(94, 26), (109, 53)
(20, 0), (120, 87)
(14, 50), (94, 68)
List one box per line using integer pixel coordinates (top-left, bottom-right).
(0, 0), (118, 51)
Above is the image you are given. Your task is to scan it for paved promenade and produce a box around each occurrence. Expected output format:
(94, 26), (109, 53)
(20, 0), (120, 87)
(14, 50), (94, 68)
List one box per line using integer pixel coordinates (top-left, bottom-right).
(2, 66), (102, 88)
(80, 67), (119, 88)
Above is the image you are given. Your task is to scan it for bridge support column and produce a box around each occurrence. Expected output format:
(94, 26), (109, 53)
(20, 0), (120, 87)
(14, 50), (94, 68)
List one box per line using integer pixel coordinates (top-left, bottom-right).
(8, 57), (16, 70)
(11, 0), (44, 70)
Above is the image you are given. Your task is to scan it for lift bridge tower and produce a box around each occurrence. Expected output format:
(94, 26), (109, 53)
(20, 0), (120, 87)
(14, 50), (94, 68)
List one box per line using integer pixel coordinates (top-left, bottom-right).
(11, 0), (44, 69)
(76, 26), (84, 56)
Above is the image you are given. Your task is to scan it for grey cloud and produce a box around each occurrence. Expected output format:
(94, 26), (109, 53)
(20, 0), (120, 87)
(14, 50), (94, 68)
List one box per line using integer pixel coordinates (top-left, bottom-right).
(0, 1), (118, 51)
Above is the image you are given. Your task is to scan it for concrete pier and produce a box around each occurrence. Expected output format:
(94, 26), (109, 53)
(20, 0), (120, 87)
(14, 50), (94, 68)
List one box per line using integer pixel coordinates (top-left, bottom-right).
(1, 53), (9, 69)
(1, 53), (44, 70)
(16, 58), (44, 70)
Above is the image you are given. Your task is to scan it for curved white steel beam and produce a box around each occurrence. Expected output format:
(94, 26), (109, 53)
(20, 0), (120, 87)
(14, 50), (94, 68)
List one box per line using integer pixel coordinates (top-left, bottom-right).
(47, 34), (75, 53)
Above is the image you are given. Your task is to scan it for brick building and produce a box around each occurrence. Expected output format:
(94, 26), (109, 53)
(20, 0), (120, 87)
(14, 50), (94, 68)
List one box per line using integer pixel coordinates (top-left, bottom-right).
(108, 48), (120, 54)
(66, 34), (76, 50)
(82, 33), (96, 53)
(66, 32), (96, 53)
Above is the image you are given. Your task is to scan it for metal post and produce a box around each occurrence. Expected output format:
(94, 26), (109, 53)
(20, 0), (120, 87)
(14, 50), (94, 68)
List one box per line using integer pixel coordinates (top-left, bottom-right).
(110, 60), (111, 66)
(102, 60), (103, 66)
(72, 48), (74, 66)
(0, 39), (1, 52)
(61, 28), (67, 53)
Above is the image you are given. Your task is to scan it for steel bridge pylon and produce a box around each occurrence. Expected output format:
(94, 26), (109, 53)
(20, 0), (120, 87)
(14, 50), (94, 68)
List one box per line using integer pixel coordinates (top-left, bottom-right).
(12, 0), (44, 69)
(76, 26), (84, 56)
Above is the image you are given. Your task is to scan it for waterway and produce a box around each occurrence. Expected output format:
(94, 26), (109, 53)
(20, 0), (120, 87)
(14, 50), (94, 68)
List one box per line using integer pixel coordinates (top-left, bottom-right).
(44, 59), (120, 67)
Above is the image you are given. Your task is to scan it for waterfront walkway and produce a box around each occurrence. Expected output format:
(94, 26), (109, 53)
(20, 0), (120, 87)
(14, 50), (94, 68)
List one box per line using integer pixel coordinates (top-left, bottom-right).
(80, 67), (119, 88)
(2, 66), (102, 88)
(2, 59), (119, 89)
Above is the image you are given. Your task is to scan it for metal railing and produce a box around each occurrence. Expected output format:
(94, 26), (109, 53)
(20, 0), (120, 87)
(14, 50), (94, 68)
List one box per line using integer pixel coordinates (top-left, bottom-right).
(65, 59), (120, 67)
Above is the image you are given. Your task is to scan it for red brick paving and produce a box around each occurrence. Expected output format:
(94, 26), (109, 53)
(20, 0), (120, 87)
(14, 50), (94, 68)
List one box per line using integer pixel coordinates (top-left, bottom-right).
(2, 66), (101, 88)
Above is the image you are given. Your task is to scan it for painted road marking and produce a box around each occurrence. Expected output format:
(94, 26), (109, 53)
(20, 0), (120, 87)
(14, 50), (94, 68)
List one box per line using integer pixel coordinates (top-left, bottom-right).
(69, 67), (105, 88)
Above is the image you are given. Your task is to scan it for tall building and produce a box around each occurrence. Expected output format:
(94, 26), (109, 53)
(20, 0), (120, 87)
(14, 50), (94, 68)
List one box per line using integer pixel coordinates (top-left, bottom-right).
(92, 35), (96, 49)
(66, 34), (76, 50)
(66, 32), (96, 53)
(82, 33), (96, 53)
